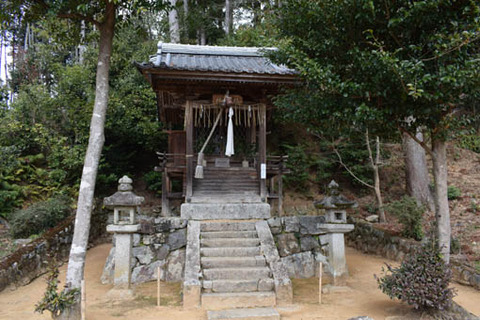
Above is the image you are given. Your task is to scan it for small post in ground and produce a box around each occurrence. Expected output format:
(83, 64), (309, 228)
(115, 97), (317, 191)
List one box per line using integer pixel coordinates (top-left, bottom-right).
(81, 279), (86, 320)
(157, 266), (161, 307)
(318, 262), (322, 304)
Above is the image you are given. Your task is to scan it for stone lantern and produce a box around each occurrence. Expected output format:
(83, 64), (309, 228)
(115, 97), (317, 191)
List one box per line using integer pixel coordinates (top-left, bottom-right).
(314, 180), (355, 283)
(104, 176), (144, 289)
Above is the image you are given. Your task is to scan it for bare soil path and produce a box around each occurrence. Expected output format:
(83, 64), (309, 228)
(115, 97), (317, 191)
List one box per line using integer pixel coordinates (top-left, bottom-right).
(0, 244), (478, 320)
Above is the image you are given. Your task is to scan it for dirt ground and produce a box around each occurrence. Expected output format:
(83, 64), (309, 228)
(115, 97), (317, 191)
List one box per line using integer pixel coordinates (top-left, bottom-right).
(0, 243), (479, 320)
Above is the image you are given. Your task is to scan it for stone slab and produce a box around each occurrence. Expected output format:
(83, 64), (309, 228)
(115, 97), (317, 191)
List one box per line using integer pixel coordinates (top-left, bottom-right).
(183, 221), (201, 309)
(201, 291), (276, 310)
(201, 238), (260, 248)
(207, 307), (280, 320)
(106, 224), (141, 233)
(203, 267), (271, 280)
(202, 231), (258, 239)
(201, 247), (261, 257)
(201, 222), (257, 232)
(201, 256), (266, 268)
(181, 203), (271, 220)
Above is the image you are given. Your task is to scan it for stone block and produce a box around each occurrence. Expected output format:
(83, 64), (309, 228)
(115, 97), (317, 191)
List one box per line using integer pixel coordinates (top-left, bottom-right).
(154, 244), (170, 260)
(165, 249), (185, 281)
(267, 217), (282, 234)
(169, 218), (187, 230)
(155, 218), (171, 232)
(300, 236), (320, 251)
(283, 216), (299, 233)
(168, 229), (187, 250)
(131, 260), (165, 283)
(101, 247), (115, 284)
(139, 220), (155, 234)
(276, 233), (300, 257)
(133, 246), (154, 265)
(133, 234), (141, 247)
(299, 216), (326, 235)
(281, 252), (315, 279)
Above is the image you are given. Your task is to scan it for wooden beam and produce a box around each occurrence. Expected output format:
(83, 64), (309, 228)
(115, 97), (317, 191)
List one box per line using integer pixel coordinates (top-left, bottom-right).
(259, 103), (267, 201)
(185, 101), (194, 201)
(162, 169), (171, 216)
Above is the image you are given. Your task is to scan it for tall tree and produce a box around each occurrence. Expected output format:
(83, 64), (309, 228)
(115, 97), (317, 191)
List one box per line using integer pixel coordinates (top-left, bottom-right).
(1, 1), (166, 317)
(274, 0), (480, 263)
(169, 0), (180, 43)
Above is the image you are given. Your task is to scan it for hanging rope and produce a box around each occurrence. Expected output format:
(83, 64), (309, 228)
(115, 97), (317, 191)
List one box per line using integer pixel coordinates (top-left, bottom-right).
(195, 109), (223, 179)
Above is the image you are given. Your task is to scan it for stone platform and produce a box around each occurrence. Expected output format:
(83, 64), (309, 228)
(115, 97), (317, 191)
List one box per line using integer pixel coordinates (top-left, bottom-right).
(181, 203), (271, 220)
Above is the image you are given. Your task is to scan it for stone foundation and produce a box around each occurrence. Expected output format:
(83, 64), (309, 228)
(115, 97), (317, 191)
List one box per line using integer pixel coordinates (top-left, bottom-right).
(102, 216), (188, 284)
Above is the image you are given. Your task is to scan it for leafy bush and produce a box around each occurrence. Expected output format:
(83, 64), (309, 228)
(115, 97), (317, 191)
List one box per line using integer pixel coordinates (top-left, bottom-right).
(283, 144), (311, 192)
(144, 171), (163, 194)
(10, 195), (72, 238)
(376, 239), (456, 311)
(386, 196), (424, 240)
(447, 186), (461, 200)
(35, 261), (79, 317)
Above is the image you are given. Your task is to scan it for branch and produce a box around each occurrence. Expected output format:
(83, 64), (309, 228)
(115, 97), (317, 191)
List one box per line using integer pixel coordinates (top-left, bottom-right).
(421, 36), (480, 62)
(398, 125), (433, 157)
(57, 13), (100, 28)
(332, 145), (374, 189)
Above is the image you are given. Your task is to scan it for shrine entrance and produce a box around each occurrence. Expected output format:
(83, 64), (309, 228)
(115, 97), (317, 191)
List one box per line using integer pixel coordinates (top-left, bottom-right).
(137, 42), (297, 217)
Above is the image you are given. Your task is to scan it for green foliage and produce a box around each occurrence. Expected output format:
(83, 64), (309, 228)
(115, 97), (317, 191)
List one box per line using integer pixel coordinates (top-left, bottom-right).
(273, 0), (480, 143)
(447, 186), (461, 200)
(376, 239), (456, 311)
(35, 260), (79, 317)
(386, 196), (424, 240)
(144, 171), (163, 195)
(282, 144), (311, 192)
(10, 195), (72, 239)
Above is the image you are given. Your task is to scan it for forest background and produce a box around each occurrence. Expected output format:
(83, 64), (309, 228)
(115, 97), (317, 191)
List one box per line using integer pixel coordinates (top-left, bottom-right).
(0, 0), (479, 271)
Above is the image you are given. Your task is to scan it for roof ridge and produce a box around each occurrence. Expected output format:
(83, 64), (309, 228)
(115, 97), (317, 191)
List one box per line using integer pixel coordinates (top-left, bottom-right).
(157, 42), (276, 57)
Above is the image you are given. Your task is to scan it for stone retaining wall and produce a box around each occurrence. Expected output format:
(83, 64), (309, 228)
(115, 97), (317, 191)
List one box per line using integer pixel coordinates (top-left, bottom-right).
(101, 217), (187, 284)
(346, 217), (480, 290)
(267, 216), (331, 279)
(0, 207), (108, 293)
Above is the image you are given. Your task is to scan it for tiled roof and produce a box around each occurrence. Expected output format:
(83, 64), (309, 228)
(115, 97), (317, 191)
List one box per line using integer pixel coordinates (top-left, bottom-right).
(147, 42), (296, 75)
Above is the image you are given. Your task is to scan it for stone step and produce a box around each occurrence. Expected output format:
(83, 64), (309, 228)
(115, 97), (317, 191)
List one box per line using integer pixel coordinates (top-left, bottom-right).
(201, 292), (276, 310)
(203, 267), (271, 280)
(201, 231), (258, 239)
(203, 279), (274, 293)
(201, 256), (266, 268)
(207, 307), (280, 320)
(201, 222), (257, 232)
(201, 238), (260, 248)
(201, 247), (261, 257)
(190, 196), (262, 204)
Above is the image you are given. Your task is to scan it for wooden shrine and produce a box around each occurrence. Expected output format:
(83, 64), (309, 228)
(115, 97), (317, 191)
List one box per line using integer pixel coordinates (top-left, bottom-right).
(136, 42), (298, 216)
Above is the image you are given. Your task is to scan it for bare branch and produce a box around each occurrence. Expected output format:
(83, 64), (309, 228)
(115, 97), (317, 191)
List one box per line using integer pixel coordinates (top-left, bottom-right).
(57, 13), (100, 28)
(332, 146), (374, 189)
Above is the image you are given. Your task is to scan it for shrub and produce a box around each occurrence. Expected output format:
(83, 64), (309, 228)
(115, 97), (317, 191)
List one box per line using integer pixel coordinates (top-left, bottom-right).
(35, 261), (79, 317)
(144, 171), (162, 194)
(376, 239), (456, 311)
(447, 186), (461, 200)
(385, 196), (424, 240)
(9, 195), (72, 238)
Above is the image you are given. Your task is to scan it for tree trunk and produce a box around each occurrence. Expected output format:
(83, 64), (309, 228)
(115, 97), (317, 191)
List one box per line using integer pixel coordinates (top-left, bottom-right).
(403, 130), (435, 211)
(225, 0), (232, 35)
(432, 138), (451, 263)
(373, 136), (386, 222)
(64, 2), (116, 318)
(169, 0), (180, 43)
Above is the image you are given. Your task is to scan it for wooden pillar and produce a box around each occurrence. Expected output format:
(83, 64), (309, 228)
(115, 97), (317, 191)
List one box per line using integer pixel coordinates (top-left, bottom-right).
(185, 101), (193, 201)
(259, 104), (267, 201)
(162, 169), (171, 216)
(278, 174), (283, 215)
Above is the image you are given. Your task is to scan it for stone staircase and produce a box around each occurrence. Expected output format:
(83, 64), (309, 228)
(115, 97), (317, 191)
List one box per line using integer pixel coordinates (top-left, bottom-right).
(199, 221), (281, 320)
(192, 167), (261, 203)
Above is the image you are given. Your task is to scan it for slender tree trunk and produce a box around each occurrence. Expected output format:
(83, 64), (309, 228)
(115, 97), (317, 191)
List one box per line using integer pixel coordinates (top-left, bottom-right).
(78, 20), (86, 65)
(225, 0), (232, 35)
(183, 0), (189, 38)
(366, 132), (386, 222)
(432, 138), (451, 263)
(169, 0), (180, 43)
(64, 2), (115, 318)
(402, 129), (435, 211)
